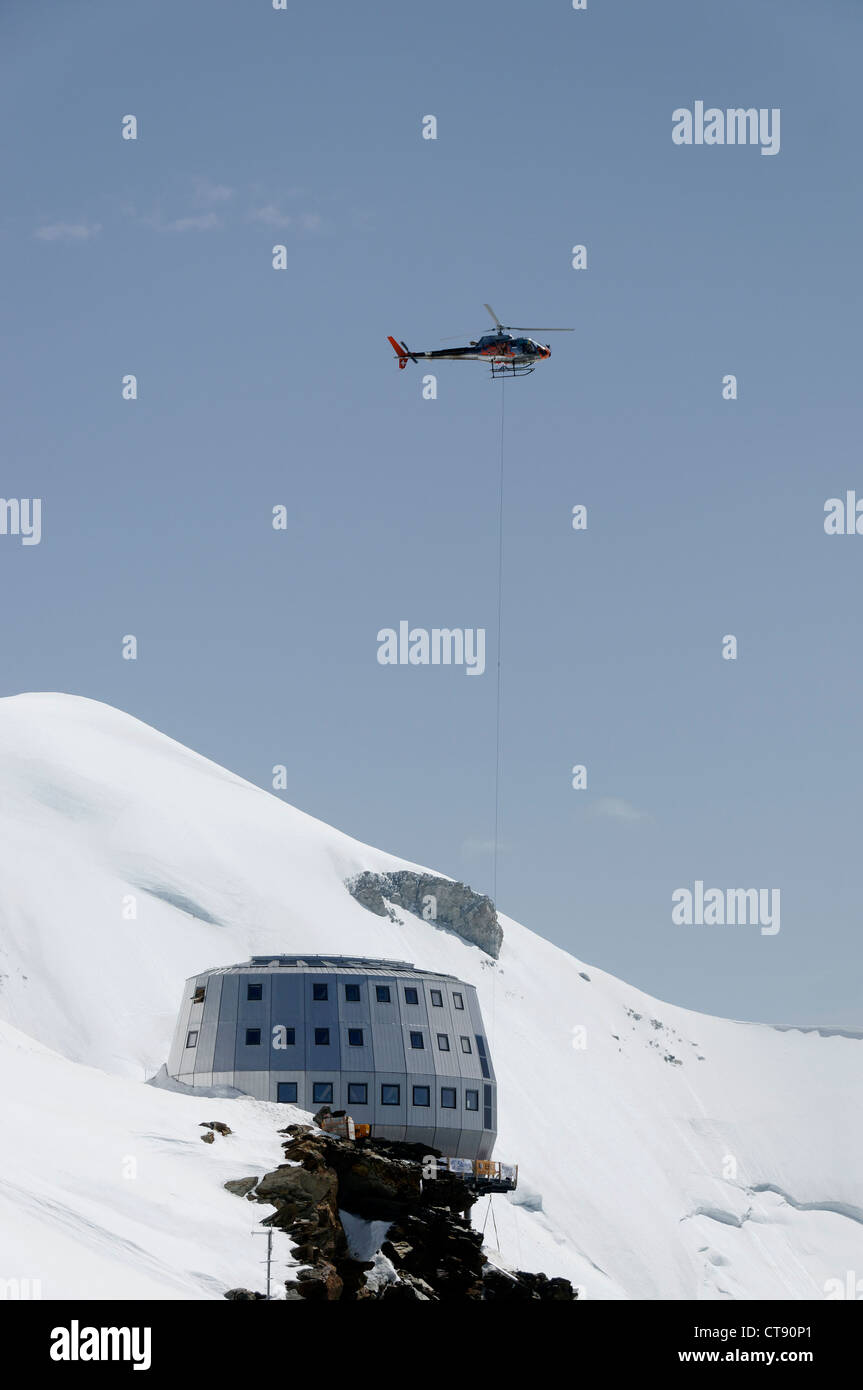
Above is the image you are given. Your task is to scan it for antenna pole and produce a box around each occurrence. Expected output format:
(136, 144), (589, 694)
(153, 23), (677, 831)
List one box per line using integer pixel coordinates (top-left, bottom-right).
(252, 1227), (274, 1299)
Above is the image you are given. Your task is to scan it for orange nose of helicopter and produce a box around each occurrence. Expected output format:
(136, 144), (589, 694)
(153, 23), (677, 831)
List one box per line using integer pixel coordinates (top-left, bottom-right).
(540, 344), (551, 359)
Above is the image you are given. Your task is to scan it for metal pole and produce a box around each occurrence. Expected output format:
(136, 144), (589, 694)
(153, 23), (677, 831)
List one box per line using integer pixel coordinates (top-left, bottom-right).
(252, 1227), (274, 1299)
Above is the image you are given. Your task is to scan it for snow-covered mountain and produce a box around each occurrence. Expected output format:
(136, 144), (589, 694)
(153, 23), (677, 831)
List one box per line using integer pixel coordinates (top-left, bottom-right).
(0, 693), (860, 1300)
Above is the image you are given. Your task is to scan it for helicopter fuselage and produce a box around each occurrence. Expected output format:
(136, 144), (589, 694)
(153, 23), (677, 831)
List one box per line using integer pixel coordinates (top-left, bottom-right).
(420, 333), (550, 363)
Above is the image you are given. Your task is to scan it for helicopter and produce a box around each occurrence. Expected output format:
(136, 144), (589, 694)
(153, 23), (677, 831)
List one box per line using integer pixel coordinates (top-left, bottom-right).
(388, 303), (573, 378)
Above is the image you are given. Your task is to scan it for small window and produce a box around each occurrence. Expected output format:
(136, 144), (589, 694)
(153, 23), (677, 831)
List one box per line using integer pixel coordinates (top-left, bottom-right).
(460, 1036), (472, 1054)
(453, 992), (464, 1010)
(404, 987), (419, 1005)
(192, 986), (206, 1004)
(381, 1084), (401, 1106)
(348, 1082), (368, 1105)
(412, 1085), (430, 1107)
(430, 989), (443, 1007)
(376, 985), (391, 1003)
(476, 1034), (491, 1079)
(344, 983), (361, 1002)
(245, 1028), (261, 1046)
(437, 1033), (450, 1051)
(409, 1031), (424, 1050)
(277, 1081), (298, 1104)
(185, 1030), (198, 1048)
(247, 982), (263, 1001)
(314, 1027), (330, 1046)
(441, 1087), (457, 1109)
(465, 1089), (479, 1111)
(348, 1028), (364, 1046)
(282, 1027), (296, 1046)
(313, 1082), (333, 1104)
(313, 983), (328, 1001)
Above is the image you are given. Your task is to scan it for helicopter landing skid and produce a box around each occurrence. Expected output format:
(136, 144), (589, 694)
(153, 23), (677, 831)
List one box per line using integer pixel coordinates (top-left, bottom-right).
(489, 360), (536, 379)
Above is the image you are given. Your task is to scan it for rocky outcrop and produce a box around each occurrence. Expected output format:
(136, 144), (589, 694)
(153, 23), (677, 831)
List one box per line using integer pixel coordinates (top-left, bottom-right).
(347, 870), (503, 959)
(225, 1119), (575, 1302)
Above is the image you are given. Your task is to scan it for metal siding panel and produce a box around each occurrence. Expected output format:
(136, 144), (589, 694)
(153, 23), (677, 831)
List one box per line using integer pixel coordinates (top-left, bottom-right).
(341, 1022), (374, 1070)
(477, 1130), (495, 1160)
(406, 1070), (435, 1146)
(235, 972), (271, 1070)
(167, 978), (194, 1077)
(234, 1070), (269, 1101)
(194, 974), (222, 1075)
(271, 973), (306, 1071)
(213, 973), (239, 1073)
(337, 974), (371, 1025)
(370, 1015), (405, 1073)
(404, 1024), (431, 1073)
(433, 1126), (461, 1154)
(373, 1072), (407, 1137)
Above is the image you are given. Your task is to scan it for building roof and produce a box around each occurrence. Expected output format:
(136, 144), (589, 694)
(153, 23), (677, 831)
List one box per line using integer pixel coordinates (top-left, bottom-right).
(193, 955), (463, 983)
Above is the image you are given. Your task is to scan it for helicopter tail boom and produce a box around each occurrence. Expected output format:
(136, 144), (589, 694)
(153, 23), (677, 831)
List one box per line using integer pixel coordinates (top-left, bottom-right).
(387, 335), (418, 368)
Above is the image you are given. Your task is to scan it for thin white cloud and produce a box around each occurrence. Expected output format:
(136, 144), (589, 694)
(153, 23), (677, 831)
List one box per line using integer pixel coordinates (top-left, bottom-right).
(248, 205), (323, 232)
(193, 177), (235, 204)
(165, 212), (221, 232)
(34, 222), (101, 242)
(588, 796), (648, 823)
(249, 204), (293, 229)
(461, 837), (500, 858)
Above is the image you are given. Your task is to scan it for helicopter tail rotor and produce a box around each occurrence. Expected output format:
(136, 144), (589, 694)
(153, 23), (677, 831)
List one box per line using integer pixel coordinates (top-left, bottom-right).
(387, 335), (417, 368)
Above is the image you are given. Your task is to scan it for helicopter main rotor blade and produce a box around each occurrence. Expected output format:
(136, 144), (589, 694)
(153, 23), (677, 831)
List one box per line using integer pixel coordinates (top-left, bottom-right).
(483, 302), (504, 331)
(504, 325), (574, 332)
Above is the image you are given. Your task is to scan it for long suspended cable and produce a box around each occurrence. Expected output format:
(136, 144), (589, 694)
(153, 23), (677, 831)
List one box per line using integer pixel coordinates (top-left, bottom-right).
(492, 381), (505, 911)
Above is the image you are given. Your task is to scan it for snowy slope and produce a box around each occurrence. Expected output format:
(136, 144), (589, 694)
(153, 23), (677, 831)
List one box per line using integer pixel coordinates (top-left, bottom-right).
(0, 693), (860, 1300)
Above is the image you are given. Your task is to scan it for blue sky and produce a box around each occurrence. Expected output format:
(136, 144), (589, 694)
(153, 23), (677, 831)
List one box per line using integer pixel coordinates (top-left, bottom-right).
(2, 0), (861, 1025)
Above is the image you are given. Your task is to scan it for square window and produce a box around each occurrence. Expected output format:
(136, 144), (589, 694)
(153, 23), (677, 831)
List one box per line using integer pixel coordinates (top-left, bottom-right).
(192, 986), (206, 1004)
(282, 1027), (296, 1046)
(441, 1087), (457, 1109)
(465, 1089), (479, 1111)
(460, 1036), (472, 1053)
(412, 1085), (430, 1107)
(430, 989), (443, 1007)
(277, 1082), (298, 1104)
(409, 1031), (424, 1049)
(314, 1027), (330, 1046)
(453, 992), (464, 1010)
(344, 983), (361, 1002)
(376, 985), (391, 1003)
(313, 983), (328, 1001)
(404, 987), (419, 1005)
(245, 1028), (261, 1046)
(247, 982), (263, 1001)
(348, 1082), (368, 1105)
(348, 1028), (364, 1046)
(437, 1033), (450, 1051)
(313, 1082), (333, 1105)
(185, 1030), (198, 1048)
(381, 1084), (400, 1106)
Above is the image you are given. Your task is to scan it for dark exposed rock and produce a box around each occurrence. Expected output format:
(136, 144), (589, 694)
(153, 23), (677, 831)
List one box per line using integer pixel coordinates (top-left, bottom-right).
(229, 1127), (575, 1303)
(346, 870), (503, 959)
(224, 1176), (259, 1198)
(200, 1131), (215, 1144)
(224, 1287), (266, 1300)
(200, 1121), (233, 1136)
